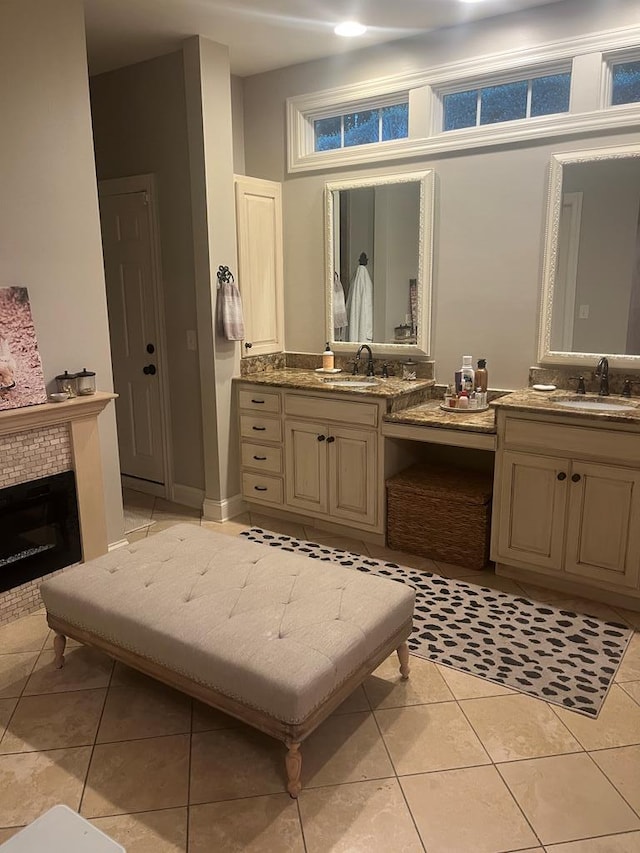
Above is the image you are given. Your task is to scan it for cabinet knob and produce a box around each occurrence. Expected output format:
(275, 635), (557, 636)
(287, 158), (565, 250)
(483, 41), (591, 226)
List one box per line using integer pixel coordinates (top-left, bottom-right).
(317, 434), (326, 442)
(571, 473), (581, 483)
(326, 436), (335, 444)
(244, 342), (253, 349)
(557, 472), (567, 481)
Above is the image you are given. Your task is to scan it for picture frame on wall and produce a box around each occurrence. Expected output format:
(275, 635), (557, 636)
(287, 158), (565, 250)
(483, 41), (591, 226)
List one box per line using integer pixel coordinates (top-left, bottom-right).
(0, 286), (47, 411)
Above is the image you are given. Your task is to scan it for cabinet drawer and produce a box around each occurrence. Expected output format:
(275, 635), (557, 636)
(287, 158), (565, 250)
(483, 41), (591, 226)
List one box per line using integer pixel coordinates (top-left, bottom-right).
(242, 472), (283, 505)
(240, 415), (282, 443)
(284, 394), (378, 428)
(503, 417), (640, 464)
(238, 388), (281, 414)
(241, 442), (283, 474)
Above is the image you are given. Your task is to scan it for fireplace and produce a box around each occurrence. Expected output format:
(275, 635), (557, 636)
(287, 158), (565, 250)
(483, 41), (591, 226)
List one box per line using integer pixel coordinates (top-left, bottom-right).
(0, 471), (81, 594)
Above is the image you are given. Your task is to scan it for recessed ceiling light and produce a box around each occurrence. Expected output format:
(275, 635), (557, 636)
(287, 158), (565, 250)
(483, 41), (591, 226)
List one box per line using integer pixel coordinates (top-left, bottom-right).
(334, 21), (367, 38)
(458, 0), (486, 3)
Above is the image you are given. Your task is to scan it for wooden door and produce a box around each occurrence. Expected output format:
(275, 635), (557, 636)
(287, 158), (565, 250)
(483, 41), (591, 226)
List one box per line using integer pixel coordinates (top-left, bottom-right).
(496, 450), (567, 571)
(99, 188), (166, 486)
(564, 461), (640, 589)
(328, 426), (377, 527)
(235, 176), (284, 357)
(284, 420), (327, 515)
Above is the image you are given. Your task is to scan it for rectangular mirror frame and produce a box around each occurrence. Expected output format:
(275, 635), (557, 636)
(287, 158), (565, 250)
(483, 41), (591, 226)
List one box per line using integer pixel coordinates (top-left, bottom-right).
(324, 170), (435, 357)
(538, 142), (640, 369)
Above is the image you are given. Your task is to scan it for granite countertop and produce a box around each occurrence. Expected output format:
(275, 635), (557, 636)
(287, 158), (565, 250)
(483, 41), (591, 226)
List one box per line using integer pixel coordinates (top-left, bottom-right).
(234, 369), (435, 402)
(383, 399), (496, 433)
(491, 388), (640, 425)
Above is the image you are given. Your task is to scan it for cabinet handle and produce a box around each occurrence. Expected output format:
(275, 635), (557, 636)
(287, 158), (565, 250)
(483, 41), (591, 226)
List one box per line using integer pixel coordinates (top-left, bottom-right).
(571, 473), (581, 483)
(557, 472), (567, 481)
(254, 485), (268, 492)
(253, 455), (267, 461)
(317, 434), (326, 441)
(252, 426), (266, 431)
(251, 399), (264, 404)
(326, 436), (335, 444)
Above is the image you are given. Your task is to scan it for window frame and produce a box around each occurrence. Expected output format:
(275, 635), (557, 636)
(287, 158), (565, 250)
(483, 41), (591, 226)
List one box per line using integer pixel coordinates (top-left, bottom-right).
(602, 47), (640, 110)
(287, 24), (640, 174)
(312, 94), (410, 153)
(434, 61), (573, 134)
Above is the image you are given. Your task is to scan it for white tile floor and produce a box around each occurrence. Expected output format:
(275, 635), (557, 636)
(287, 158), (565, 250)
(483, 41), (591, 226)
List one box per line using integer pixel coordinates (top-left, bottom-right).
(0, 492), (639, 852)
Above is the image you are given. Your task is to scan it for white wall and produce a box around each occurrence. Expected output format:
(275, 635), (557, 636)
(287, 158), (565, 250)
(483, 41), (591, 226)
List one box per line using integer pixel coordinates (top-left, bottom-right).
(0, 0), (123, 544)
(90, 52), (205, 492)
(241, 0), (640, 390)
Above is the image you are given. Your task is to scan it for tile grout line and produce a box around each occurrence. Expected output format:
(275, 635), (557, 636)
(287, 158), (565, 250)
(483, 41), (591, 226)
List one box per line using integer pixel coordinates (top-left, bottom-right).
(583, 749), (640, 822)
(185, 696), (194, 851)
(78, 657), (116, 818)
(369, 701), (428, 852)
(456, 696), (544, 849)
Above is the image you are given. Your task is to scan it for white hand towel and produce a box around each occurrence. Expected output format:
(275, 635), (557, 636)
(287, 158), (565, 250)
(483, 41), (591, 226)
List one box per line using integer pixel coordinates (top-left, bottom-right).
(216, 267), (245, 341)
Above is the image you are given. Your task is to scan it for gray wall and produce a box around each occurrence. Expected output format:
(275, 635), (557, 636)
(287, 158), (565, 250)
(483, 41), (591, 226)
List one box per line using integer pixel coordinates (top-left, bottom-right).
(241, 0), (640, 390)
(0, 0), (123, 545)
(90, 52), (205, 491)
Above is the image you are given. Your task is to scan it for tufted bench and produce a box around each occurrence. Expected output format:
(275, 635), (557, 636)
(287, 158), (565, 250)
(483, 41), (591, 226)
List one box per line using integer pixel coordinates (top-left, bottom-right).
(40, 524), (414, 797)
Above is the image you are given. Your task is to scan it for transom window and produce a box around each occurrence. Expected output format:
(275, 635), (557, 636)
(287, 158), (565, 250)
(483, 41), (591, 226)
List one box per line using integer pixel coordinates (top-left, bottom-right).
(314, 102), (409, 152)
(442, 72), (571, 131)
(611, 59), (640, 106)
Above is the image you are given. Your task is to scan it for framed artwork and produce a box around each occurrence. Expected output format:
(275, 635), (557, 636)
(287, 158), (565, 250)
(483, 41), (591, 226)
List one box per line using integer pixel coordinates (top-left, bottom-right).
(0, 286), (47, 411)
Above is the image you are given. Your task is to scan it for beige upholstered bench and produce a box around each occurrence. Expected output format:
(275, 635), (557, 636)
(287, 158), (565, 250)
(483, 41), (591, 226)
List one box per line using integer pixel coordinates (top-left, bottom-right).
(40, 524), (415, 797)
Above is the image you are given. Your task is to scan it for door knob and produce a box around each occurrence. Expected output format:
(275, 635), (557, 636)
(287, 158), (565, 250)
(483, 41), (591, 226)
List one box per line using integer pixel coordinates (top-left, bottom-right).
(571, 473), (581, 483)
(326, 436), (336, 444)
(143, 364), (157, 376)
(557, 472), (567, 481)
(146, 343), (155, 354)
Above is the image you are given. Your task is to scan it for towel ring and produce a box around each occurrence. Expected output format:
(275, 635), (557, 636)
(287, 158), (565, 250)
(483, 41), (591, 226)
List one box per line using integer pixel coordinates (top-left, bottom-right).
(216, 265), (235, 288)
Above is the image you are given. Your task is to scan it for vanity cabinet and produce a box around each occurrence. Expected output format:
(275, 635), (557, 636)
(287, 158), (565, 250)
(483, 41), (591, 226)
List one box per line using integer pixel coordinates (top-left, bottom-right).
(285, 420), (377, 526)
(492, 412), (640, 601)
(237, 382), (383, 534)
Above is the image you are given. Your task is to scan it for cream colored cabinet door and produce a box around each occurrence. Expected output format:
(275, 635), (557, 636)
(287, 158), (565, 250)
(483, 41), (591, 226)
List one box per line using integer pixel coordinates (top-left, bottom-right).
(235, 175), (284, 357)
(285, 420), (327, 515)
(564, 461), (640, 589)
(328, 427), (377, 527)
(496, 450), (568, 571)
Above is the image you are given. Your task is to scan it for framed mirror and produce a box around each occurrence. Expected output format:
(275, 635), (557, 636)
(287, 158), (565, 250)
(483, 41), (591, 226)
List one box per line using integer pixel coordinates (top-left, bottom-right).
(325, 170), (434, 356)
(538, 143), (640, 368)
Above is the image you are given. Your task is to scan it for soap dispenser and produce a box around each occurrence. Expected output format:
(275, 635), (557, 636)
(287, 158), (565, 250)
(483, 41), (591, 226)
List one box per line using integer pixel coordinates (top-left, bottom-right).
(322, 343), (334, 371)
(475, 359), (488, 392)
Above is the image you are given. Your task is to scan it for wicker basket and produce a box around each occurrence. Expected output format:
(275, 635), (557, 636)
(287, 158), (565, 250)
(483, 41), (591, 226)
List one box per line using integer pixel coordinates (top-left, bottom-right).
(386, 464), (493, 570)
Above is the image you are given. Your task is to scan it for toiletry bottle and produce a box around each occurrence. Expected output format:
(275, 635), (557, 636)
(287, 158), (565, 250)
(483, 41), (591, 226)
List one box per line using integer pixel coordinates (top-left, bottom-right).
(323, 343), (334, 371)
(454, 370), (463, 394)
(476, 359), (488, 392)
(460, 355), (475, 392)
(458, 391), (469, 409)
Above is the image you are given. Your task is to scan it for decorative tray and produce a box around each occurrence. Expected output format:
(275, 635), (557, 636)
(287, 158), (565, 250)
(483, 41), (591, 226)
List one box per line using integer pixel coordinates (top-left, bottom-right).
(439, 403), (490, 414)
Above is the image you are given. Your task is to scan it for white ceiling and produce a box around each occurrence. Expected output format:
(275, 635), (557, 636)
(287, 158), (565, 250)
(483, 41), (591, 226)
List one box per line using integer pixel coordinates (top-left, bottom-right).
(83, 0), (566, 78)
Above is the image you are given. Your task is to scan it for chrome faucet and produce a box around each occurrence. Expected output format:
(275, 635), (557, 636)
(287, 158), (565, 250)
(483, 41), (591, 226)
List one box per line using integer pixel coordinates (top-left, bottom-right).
(353, 344), (375, 376)
(595, 356), (609, 396)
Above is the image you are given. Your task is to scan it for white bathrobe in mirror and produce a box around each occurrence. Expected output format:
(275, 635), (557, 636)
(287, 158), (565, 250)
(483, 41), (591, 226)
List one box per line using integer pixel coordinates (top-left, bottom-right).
(347, 264), (373, 342)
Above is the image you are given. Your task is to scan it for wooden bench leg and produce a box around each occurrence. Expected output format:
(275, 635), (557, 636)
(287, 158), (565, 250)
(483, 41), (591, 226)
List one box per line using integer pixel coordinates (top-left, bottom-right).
(397, 641), (410, 680)
(53, 633), (67, 669)
(285, 742), (302, 798)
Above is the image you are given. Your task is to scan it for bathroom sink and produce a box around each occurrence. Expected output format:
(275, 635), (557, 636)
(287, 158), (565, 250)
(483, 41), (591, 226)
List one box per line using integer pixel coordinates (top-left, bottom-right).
(553, 397), (636, 413)
(321, 376), (381, 388)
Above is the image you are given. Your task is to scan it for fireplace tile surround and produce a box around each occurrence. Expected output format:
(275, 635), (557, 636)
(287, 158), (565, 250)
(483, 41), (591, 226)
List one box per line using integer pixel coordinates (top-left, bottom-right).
(0, 393), (116, 625)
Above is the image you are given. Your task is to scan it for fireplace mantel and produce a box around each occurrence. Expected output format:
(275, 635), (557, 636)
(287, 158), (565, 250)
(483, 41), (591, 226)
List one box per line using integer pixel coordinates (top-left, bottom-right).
(0, 392), (116, 564)
(0, 391), (116, 437)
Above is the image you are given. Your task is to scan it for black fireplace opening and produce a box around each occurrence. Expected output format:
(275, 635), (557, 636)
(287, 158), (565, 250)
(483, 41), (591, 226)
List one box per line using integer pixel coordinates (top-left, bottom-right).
(0, 471), (82, 594)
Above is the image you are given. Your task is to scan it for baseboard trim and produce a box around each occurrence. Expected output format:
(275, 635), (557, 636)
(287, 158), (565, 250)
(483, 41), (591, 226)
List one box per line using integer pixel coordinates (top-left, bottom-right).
(202, 493), (246, 522)
(109, 539), (129, 552)
(172, 483), (205, 510)
(122, 475), (166, 499)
